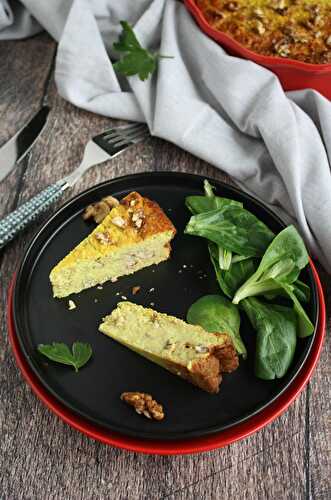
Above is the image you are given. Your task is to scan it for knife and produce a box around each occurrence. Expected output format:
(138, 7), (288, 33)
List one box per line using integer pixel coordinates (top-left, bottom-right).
(0, 106), (50, 183)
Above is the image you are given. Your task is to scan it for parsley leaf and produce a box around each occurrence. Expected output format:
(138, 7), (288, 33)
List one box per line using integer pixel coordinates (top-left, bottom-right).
(113, 21), (172, 81)
(38, 341), (92, 372)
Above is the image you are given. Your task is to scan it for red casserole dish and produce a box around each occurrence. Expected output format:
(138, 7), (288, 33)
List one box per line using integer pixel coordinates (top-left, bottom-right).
(184, 0), (331, 99)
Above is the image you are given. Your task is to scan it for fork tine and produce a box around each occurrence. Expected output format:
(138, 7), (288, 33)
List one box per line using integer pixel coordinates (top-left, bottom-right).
(105, 127), (149, 146)
(101, 123), (147, 141)
(109, 129), (149, 148)
(92, 122), (150, 158)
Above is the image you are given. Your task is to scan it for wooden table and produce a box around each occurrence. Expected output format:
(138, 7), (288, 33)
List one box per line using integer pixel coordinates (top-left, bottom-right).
(0, 33), (330, 500)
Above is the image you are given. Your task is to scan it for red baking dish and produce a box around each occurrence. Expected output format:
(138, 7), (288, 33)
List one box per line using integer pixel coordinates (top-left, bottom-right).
(184, 0), (331, 99)
(6, 260), (325, 455)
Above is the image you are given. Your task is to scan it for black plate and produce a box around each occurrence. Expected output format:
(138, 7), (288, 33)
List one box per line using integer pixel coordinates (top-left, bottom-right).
(13, 172), (318, 440)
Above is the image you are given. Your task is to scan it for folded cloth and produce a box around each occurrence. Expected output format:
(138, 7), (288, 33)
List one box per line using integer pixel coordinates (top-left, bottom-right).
(1, 0), (331, 272)
(0, 0), (41, 39)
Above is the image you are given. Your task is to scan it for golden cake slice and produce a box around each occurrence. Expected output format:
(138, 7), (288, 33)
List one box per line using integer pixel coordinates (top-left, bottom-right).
(99, 302), (239, 394)
(50, 192), (176, 298)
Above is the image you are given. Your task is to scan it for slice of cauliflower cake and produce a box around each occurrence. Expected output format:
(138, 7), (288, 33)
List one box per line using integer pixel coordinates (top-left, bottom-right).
(50, 192), (176, 298)
(99, 302), (239, 394)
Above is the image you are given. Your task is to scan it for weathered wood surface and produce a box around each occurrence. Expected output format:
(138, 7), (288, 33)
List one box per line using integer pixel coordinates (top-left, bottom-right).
(0, 34), (330, 500)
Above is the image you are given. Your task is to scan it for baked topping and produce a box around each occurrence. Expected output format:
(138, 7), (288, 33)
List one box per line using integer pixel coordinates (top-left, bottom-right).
(120, 392), (165, 420)
(132, 286), (141, 295)
(131, 209), (145, 229)
(111, 216), (127, 228)
(94, 231), (112, 244)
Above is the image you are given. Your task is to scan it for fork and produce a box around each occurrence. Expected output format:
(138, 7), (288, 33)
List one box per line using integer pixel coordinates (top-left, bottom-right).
(0, 122), (149, 249)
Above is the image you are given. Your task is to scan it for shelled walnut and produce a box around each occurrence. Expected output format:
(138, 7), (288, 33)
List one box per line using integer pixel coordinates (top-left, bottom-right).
(82, 196), (119, 224)
(120, 392), (165, 421)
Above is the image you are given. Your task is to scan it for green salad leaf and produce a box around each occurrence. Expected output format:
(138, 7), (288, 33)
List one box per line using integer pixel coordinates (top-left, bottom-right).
(38, 341), (92, 372)
(232, 226), (309, 304)
(186, 180), (243, 270)
(186, 180), (242, 216)
(232, 225), (314, 336)
(187, 294), (246, 357)
(113, 21), (173, 81)
(280, 283), (314, 337)
(209, 242), (257, 299)
(263, 279), (310, 303)
(241, 297), (297, 380)
(185, 204), (274, 258)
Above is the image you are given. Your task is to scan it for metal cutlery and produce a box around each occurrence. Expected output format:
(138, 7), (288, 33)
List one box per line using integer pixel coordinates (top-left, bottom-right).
(0, 122), (149, 249)
(0, 106), (50, 183)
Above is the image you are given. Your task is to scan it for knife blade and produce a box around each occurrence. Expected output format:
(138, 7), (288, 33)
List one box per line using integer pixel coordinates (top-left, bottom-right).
(0, 106), (50, 183)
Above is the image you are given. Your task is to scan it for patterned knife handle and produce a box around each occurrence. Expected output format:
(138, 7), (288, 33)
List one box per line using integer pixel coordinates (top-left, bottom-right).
(0, 180), (67, 249)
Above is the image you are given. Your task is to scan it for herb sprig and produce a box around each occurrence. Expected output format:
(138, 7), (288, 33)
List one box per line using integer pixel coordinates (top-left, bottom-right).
(113, 21), (173, 81)
(38, 341), (92, 372)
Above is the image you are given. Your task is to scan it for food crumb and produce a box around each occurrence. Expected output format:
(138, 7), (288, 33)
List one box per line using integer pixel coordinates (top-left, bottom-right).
(68, 300), (76, 310)
(121, 295), (127, 300)
(150, 302), (155, 307)
(97, 286), (103, 290)
(115, 292), (120, 296)
(149, 287), (155, 293)
(132, 286), (141, 295)
(94, 298), (98, 303)
(182, 264), (187, 268)
(178, 270), (182, 274)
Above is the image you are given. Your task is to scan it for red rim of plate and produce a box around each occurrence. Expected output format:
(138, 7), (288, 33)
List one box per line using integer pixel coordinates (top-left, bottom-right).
(7, 261), (325, 455)
(184, 0), (331, 74)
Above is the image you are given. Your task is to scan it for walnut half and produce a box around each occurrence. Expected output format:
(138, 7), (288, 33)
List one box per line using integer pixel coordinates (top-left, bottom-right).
(82, 196), (119, 224)
(120, 392), (165, 421)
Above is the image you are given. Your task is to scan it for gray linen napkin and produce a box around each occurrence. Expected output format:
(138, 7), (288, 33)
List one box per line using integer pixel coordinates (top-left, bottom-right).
(1, 0), (331, 272)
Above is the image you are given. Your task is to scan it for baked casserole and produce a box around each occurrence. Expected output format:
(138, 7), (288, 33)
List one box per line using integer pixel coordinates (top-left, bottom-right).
(196, 0), (331, 64)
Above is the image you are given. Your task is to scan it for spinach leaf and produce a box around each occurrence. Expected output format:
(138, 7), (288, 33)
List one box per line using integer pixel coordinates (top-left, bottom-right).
(186, 180), (242, 216)
(185, 204), (274, 257)
(292, 280), (310, 303)
(186, 195), (242, 215)
(280, 283), (314, 337)
(232, 225), (314, 337)
(38, 341), (92, 372)
(263, 279), (310, 303)
(187, 294), (246, 357)
(186, 180), (242, 270)
(232, 226), (309, 304)
(209, 242), (257, 299)
(241, 297), (297, 380)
